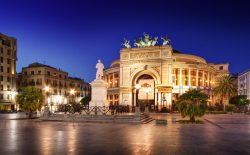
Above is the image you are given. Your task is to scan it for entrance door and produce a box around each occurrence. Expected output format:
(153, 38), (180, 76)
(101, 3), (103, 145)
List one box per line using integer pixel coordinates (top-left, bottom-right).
(136, 74), (156, 112)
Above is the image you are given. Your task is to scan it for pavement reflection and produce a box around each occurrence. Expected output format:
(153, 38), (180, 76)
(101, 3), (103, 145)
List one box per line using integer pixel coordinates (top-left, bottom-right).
(0, 113), (249, 155)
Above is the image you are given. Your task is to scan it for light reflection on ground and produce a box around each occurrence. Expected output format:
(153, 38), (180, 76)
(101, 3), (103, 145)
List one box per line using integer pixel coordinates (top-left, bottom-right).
(0, 113), (249, 155)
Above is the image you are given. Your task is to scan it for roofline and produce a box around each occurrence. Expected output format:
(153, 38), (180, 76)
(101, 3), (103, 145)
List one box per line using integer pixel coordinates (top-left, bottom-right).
(238, 69), (250, 76)
(22, 63), (68, 74)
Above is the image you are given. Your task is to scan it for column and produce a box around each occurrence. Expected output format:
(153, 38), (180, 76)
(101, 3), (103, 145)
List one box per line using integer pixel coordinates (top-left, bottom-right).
(179, 68), (182, 86)
(112, 73), (115, 87)
(154, 89), (158, 111)
(133, 89), (136, 107)
(158, 92), (162, 111)
(188, 69), (191, 86)
(180, 68), (183, 95)
(196, 69), (198, 86)
(202, 71), (205, 87)
(208, 72), (210, 87)
(112, 95), (115, 105)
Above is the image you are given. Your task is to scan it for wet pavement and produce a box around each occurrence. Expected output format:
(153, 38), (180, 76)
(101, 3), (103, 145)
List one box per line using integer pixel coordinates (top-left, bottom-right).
(0, 113), (249, 155)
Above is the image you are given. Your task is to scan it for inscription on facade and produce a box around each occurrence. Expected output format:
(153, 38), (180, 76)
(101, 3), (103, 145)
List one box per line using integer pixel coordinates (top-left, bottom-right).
(157, 86), (172, 93)
(130, 51), (160, 60)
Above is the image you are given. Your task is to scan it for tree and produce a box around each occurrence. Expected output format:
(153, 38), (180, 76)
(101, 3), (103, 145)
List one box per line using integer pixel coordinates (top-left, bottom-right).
(214, 75), (237, 111)
(177, 89), (208, 122)
(229, 95), (250, 106)
(16, 86), (44, 118)
(80, 95), (91, 107)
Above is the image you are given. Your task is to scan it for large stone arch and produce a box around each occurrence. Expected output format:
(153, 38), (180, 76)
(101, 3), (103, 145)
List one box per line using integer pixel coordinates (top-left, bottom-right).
(130, 67), (161, 86)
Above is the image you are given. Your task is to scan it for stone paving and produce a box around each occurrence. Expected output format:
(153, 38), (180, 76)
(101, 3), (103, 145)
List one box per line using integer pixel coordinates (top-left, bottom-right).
(0, 113), (249, 155)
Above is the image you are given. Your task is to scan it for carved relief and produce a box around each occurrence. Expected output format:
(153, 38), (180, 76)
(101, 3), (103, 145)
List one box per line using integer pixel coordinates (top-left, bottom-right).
(121, 53), (129, 60)
(161, 51), (169, 57)
(130, 67), (137, 75)
(130, 51), (160, 60)
(152, 66), (161, 75)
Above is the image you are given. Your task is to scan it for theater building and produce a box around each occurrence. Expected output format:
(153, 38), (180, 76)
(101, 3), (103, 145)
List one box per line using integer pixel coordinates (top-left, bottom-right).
(104, 45), (228, 111)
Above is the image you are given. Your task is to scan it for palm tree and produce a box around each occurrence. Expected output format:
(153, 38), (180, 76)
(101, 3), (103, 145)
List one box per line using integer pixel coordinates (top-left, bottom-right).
(16, 86), (44, 118)
(177, 89), (208, 122)
(214, 75), (237, 111)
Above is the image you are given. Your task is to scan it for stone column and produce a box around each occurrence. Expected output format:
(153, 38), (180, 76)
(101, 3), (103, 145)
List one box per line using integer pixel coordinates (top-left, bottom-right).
(179, 68), (183, 95)
(196, 69), (199, 86)
(208, 72), (210, 87)
(133, 89), (136, 107)
(158, 92), (162, 111)
(112, 73), (115, 87)
(112, 95), (115, 105)
(188, 69), (191, 86)
(154, 89), (158, 111)
(202, 71), (205, 87)
(179, 68), (182, 86)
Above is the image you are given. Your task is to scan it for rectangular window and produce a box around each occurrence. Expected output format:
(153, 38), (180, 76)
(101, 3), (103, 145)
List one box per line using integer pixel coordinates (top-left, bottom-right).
(7, 67), (10, 73)
(219, 66), (223, 70)
(7, 59), (10, 64)
(7, 77), (10, 82)
(0, 48), (3, 53)
(0, 94), (3, 99)
(7, 49), (11, 55)
(0, 85), (3, 90)
(38, 70), (41, 74)
(47, 71), (50, 75)
(0, 76), (3, 81)
(0, 57), (3, 63)
(0, 66), (3, 72)
(31, 71), (34, 75)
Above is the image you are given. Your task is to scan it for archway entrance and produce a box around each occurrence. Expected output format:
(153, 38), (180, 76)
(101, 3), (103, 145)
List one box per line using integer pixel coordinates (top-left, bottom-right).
(134, 74), (156, 112)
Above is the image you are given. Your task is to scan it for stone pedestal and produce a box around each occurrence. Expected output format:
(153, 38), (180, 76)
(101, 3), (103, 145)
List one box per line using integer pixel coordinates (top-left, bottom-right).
(89, 79), (109, 107)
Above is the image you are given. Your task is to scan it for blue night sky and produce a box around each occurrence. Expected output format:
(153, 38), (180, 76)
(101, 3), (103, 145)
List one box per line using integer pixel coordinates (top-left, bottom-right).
(0, 0), (249, 82)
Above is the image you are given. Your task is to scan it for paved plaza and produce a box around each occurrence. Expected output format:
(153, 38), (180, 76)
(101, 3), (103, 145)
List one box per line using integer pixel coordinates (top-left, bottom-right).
(0, 113), (249, 155)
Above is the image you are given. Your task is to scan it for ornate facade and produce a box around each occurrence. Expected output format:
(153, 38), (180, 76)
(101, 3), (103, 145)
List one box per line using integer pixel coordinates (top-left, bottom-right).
(104, 46), (228, 111)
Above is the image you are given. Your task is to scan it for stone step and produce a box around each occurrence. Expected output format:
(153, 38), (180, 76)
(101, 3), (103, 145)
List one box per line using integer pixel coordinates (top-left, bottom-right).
(140, 117), (154, 124)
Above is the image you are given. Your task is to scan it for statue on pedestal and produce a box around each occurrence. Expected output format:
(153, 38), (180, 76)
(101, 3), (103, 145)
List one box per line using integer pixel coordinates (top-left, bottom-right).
(96, 59), (104, 80)
(90, 59), (109, 108)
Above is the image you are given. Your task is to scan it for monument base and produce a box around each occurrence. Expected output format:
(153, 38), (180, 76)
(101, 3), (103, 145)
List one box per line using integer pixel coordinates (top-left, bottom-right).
(89, 79), (109, 107)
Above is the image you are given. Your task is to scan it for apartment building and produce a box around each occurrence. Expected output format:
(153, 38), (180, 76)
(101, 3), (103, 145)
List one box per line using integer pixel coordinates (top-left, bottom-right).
(0, 33), (17, 112)
(17, 62), (91, 112)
